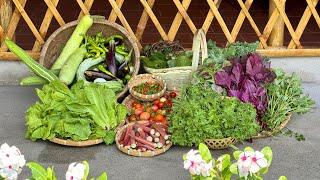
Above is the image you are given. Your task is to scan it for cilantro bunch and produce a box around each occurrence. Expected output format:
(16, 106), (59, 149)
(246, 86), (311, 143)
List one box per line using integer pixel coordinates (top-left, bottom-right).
(168, 77), (259, 146)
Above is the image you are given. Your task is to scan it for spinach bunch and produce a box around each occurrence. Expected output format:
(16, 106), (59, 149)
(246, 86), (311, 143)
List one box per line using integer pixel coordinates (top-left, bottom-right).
(262, 69), (315, 129)
(169, 79), (259, 146)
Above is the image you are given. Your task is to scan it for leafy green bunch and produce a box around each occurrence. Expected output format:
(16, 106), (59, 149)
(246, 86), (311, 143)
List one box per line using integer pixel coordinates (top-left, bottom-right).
(169, 78), (259, 146)
(262, 69), (315, 129)
(26, 80), (127, 144)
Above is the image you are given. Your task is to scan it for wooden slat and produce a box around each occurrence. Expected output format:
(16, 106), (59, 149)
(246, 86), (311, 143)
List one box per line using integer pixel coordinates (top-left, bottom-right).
(257, 48), (320, 57)
(231, 0), (253, 40)
(108, 0), (124, 22)
(43, 0), (65, 26)
(78, 0), (94, 18)
(202, 0), (221, 33)
(0, 0), (26, 51)
(0, 51), (40, 60)
(306, 0), (320, 28)
(76, 0), (90, 16)
(236, 0), (268, 48)
(11, 0), (44, 44)
(33, 0), (60, 51)
(262, 4), (282, 45)
(168, 0), (192, 41)
(136, 0), (155, 41)
(172, 0), (197, 34)
(207, 0), (235, 43)
(288, 0), (319, 49)
(107, 0), (141, 48)
(0, 25), (3, 39)
(273, 0), (302, 48)
(139, 0), (168, 40)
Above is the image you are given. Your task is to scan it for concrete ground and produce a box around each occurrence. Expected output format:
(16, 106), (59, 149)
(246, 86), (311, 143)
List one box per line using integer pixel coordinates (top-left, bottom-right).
(0, 58), (319, 179)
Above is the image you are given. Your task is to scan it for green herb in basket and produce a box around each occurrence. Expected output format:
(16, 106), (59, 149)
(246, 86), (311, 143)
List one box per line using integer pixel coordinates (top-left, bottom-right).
(133, 82), (163, 95)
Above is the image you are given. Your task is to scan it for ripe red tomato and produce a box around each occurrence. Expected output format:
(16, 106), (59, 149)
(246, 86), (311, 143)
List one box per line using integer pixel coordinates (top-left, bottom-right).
(163, 94), (170, 99)
(158, 102), (164, 108)
(166, 100), (173, 107)
(134, 107), (144, 116)
(134, 103), (143, 109)
(154, 114), (165, 122)
(153, 99), (160, 105)
(140, 112), (151, 120)
(170, 92), (177, 98)
(152, 105), (159, 112)
(129, 115), (137, 122)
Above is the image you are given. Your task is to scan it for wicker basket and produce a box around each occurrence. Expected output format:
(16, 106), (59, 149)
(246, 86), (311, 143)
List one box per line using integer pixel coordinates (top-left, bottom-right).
(252, 113), (292, 139)
(128, 74), (166, 101)
(39, 16), (140, 100)
(204, 137), (236, 150)
(144, 29), (208, 91)
(115, 121), (172, 157)
(49, 121), (125, 147)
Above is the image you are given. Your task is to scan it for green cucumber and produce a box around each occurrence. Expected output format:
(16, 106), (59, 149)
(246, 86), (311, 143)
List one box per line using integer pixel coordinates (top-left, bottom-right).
(51, 15), (93, 69)
(5, 39), (59, 82)
(59, 46), (87, 85)
(20, 69), (60, 86)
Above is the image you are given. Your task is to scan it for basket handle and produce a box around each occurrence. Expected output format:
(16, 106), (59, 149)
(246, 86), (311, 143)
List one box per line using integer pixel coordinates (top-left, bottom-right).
(91, 15), (106, 22)
(191, 29), (208, 71)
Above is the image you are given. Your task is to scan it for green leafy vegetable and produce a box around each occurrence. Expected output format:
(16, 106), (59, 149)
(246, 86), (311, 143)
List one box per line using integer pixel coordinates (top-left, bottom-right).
(27, 162), (57, 180)
(26, 80), (127, 144)
(262, 69), (314, 129)
(169, 77), (259, 146)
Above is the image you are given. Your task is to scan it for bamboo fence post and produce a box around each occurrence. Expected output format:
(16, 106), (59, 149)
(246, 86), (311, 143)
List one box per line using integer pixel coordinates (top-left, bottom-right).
(78, 0), (94, 18)
(0, 0), (13, 44)
(202, 0), (221, 33)
(76, 0), (90, 16)
(268, 0), (285, 47)
(168, 0), (191, 41)
(231, 0), (253, 40)
(136, 0), (155, 42)
(172, 0), (197, 34)
(108, 0), (124, 22)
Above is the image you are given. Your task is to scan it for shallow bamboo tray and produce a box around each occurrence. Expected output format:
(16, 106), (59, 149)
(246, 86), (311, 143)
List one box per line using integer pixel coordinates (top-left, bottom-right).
(50, 121), (125, 147)
(115, 121), (172, 157)
(128, 74), (166, 102)
(204, 137), (236, 150)
(252, 113), (292, 139)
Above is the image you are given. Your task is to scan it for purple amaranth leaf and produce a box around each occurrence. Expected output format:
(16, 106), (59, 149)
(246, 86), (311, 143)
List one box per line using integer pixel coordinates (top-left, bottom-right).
(215, 71), (231, 89)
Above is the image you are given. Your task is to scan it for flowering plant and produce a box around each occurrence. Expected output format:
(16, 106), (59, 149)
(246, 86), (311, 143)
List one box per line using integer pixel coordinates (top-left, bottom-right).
(0, 143), (26, 180)
(183, 143), (287, 180)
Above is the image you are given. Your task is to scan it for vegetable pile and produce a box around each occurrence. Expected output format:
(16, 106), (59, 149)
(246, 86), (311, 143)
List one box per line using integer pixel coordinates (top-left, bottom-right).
(169, 76), (259, 146)
(132, 81), (163, 95)
(26, 80), (127, 144)
(141, 41), (192, 69)
(128, 92), (177, 124)
(118, 121), (171, 152)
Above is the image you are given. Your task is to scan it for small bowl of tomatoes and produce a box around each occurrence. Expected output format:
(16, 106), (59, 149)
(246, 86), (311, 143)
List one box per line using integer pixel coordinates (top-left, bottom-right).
(128, 74), (166, 101)
(123, 91), (178, 125)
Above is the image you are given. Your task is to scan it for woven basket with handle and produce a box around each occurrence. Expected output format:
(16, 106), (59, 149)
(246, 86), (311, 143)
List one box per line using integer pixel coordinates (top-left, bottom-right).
(39, 16), (140, 100)
(144, 29), (208, 91)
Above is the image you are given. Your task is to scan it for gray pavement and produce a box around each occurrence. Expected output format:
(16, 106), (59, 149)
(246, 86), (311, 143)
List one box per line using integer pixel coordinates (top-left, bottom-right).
(0, 83), (319, 180)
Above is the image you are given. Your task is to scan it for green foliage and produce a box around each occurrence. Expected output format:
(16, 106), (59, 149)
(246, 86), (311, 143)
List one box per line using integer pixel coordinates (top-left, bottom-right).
(262, 69), (315, 129)
(26, 162), (57, 180)
(25, 80), (127, 144)
(169, 79), (259, 146)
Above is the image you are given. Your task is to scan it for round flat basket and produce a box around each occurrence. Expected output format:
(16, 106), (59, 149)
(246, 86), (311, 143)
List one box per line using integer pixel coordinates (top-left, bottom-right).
(204, 137), (236, 150)
(39, 16), (140, 100)
(115, 121), (172, 157)
(252, 113), (292, 139)
(50, 121), (125, 147)
(128, 74), (166, 102)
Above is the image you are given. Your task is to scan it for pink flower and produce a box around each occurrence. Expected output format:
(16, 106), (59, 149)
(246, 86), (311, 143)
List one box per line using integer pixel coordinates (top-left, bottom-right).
(65, 162), (86, 180)
(0, 143), (25, 180)
(249, 151), (268, 173)
(237, 151), (253, 178)
(183, 150), (203, 176)
(198, 161), (213, 177)
(237, 150), (268, 177)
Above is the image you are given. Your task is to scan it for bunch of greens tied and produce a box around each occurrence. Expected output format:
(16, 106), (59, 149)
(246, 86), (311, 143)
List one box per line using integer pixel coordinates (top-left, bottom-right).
(26, 80), (127, 144)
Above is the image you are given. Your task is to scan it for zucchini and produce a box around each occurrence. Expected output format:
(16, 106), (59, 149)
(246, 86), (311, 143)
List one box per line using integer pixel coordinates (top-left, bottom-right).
(20, 69), (60, 86)
(51, 15), (93, 69)
(59, 46), (87, 85)
(5, 39), (59, 82)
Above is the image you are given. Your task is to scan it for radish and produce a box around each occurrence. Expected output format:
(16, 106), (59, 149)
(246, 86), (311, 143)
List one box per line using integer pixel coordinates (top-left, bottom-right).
(155, 132), (160, 137)
(154, 137), (160, 143)
(152, 124), (167, 138)
(122, 126), (132, 145)
(146, 136), (153, 142)
(150, 129), (155, 135)
(159, 135), (165, 145)
(140, 124), (152, 133)
(129, 134), (156, 148)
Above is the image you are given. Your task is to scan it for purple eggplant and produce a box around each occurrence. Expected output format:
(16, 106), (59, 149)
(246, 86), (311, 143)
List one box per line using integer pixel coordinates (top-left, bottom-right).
(117, 50), (132, 78)
(106, 39), (117, 76)
(85, 70), (115, 81)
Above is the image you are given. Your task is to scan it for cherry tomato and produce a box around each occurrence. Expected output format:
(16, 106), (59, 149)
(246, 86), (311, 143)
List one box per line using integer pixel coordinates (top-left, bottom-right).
(134, 107), (144, 116)
(129, 115), (137, 122)
(158, 102), (164, 108)
(140, 112), (151, 120)
(152, 105), (159, 112)
(153, 99), (160, 105)
(134, 103), (143, 109)
(170, 92), (177, 98)
(163, 94), (170, 99)
(154, 114), (165, 122)
(166, 100), (173, 107)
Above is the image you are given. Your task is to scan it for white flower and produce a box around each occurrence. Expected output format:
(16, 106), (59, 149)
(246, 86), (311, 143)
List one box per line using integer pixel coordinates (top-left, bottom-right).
(249, 151), (268, 173)
(0, 143), (25, 180)
(183, 149), (203, 176)
(66, 162), (86, 180)
(199, 160), (213, 177)
(237, 151), (253, 178)
(216, 155), (225, 172)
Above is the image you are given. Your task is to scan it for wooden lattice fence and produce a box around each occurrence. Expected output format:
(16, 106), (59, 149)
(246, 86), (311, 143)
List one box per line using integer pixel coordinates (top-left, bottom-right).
(0, 0), (320, 60)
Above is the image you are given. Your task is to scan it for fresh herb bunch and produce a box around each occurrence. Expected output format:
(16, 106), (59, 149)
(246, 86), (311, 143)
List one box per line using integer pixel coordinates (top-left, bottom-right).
(262, 69), (314, 129)
(26, 80), (127, 144)
(168, 77), (259, 146)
